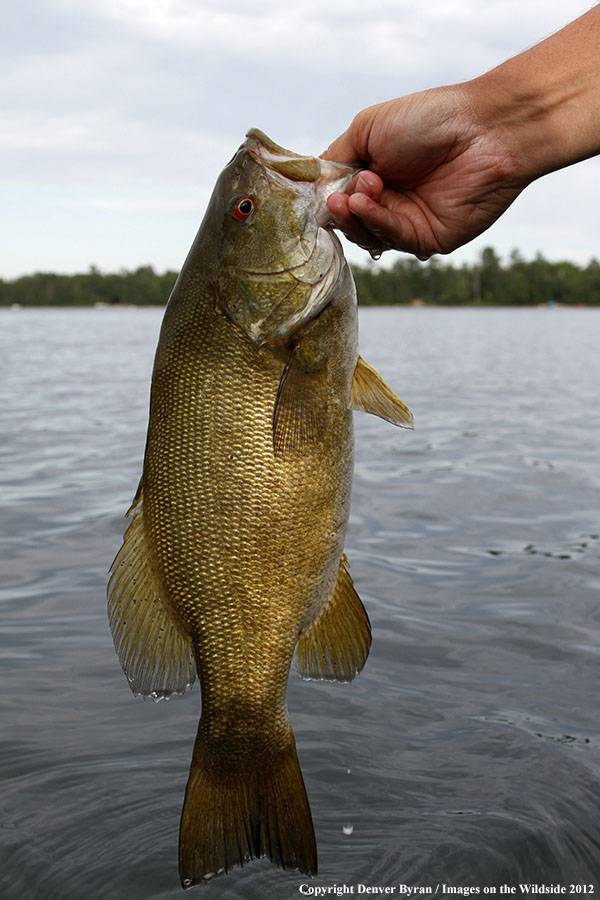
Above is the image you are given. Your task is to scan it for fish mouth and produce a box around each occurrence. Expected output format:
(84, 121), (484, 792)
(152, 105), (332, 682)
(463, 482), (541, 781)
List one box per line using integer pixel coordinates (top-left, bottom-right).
(239, 128), (360, 275)
(245, 128), (322, 183)
(244, 127), (360, 222)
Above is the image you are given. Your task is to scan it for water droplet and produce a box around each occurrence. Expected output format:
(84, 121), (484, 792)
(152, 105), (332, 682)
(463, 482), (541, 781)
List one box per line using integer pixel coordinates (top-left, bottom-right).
(342, 823), (354, 835)
(346, 768), (351, 775)
(369, 250), (382, 261)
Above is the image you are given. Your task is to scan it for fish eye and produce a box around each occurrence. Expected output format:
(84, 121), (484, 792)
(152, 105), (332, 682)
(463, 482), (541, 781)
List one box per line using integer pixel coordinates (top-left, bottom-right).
(231, 196), (254, 221)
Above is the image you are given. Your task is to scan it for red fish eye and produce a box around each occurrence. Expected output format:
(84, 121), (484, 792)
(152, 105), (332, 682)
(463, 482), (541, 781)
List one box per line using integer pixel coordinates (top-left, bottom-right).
(231, 196), (254, 221)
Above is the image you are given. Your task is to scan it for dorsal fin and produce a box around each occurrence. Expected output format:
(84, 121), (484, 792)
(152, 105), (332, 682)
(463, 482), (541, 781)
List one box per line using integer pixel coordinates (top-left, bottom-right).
(295, 555), (371, 683)
(351, 356), (413, 428)
(107, 485), (196, 700)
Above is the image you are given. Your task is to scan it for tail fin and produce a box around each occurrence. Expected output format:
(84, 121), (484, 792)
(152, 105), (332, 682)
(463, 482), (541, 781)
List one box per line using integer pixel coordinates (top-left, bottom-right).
(178, 722), (317, 887)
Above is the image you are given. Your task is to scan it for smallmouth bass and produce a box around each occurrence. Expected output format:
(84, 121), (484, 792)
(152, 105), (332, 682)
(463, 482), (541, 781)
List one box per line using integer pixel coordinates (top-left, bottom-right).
(107, 129), (413, 887)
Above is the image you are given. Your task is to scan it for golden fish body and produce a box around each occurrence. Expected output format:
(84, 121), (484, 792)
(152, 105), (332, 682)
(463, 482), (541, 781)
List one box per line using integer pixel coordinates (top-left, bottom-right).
(108, 130), (413, 887)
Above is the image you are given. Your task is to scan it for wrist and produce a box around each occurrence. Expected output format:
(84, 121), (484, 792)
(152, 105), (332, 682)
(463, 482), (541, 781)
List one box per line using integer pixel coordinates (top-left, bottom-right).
(464, 6), (600, 183)
(467, 66), (594, 184)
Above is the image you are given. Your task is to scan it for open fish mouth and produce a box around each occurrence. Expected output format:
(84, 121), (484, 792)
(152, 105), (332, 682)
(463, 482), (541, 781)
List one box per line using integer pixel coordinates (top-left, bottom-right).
(245, 128), (359, 179)
(245, 128), (360, 228)
(242, 127), (359, 292)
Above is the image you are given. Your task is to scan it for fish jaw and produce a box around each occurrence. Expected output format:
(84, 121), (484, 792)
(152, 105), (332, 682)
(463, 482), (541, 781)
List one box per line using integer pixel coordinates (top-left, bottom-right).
(313, 158), (361, 227)
(245, 128), (359, 226)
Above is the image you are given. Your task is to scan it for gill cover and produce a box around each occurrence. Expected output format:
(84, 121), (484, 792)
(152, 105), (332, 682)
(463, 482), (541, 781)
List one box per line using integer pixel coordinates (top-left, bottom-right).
(216, 129), (359, 346)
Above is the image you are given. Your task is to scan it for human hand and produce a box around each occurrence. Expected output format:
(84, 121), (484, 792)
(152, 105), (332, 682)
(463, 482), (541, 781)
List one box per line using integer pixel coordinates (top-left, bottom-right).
(321, 86), (528, 259)
(322, 6), (600, 259)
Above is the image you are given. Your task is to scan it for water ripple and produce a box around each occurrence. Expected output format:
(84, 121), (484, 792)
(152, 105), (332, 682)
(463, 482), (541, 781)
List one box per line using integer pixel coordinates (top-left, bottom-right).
(2, 307), (600, 896)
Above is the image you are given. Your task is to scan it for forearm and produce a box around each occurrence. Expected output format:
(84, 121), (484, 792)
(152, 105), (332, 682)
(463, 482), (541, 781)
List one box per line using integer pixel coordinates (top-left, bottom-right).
(466, 4), (600, 182)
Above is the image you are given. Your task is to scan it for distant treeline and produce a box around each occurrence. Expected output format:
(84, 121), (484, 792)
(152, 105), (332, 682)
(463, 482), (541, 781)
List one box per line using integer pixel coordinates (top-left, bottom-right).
(2, 248), (600, 307)
(353, 248), (600, 306)
(0, 265), (178, 308)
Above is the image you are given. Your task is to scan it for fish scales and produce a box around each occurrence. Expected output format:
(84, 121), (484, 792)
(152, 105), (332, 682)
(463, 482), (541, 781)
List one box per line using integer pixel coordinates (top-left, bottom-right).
(147, 292), (353, 644)
(107, 128), (413, 888)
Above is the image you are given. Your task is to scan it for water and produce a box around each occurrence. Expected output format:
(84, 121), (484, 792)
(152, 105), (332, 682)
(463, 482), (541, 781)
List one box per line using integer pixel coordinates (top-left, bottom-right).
(1, 306), (599, 899)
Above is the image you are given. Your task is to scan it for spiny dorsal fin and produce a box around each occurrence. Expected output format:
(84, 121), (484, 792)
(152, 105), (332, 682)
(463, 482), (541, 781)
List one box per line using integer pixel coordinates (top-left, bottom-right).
(107, 486), (196, 700)
(351, 356), (414, 428)
(295, 555), (372, 683)
(272, 352), (325, 456)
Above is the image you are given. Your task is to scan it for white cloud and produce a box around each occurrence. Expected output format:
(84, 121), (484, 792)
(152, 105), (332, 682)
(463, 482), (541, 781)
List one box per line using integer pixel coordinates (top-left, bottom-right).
(1, 0), (597, 276)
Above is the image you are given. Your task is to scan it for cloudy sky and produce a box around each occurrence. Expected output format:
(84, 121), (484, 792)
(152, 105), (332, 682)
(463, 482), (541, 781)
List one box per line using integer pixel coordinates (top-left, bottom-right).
(3, 0), (598, 278)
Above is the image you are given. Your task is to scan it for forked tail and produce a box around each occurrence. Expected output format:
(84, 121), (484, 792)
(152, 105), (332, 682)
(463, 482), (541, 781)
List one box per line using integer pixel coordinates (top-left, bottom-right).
(178, 719), (317, 887)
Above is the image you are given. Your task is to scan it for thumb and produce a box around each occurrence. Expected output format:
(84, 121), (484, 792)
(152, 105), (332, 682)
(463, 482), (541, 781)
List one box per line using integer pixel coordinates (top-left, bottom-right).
(320, 128), (362, 163)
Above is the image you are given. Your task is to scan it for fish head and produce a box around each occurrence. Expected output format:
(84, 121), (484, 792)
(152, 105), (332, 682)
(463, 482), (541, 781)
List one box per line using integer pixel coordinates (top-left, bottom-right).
(213, 128), (360, 346)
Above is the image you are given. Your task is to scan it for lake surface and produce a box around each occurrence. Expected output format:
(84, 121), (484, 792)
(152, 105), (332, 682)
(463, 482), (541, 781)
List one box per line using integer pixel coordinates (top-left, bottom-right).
(1, 306), (599, 900)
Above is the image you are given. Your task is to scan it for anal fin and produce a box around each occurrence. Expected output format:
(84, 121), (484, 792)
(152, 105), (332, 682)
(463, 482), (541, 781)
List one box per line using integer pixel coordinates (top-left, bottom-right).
(107, 485), (196, 700)
(351, 356), (414, 428)
(295, 555), (372, 683)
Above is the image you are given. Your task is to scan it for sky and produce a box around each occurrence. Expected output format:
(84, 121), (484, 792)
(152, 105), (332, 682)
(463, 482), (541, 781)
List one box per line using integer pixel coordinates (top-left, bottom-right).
(2, 0), (598, 279)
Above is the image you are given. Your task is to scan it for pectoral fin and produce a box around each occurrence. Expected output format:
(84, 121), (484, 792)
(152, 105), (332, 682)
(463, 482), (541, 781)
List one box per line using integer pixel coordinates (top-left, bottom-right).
(295, 555), (371, 683)
(351, 356), (413, 428)
(107, 485), (196, 699)
(272, 352), (325, 456)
